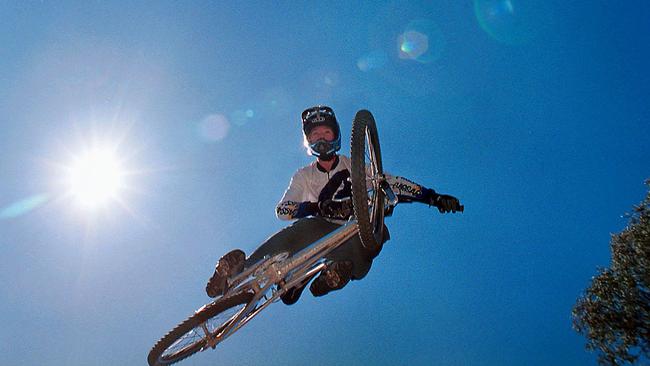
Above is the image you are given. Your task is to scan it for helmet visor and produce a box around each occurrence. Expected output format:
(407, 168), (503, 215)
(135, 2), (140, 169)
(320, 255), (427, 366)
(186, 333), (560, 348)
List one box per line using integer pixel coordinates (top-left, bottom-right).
(301, 105), (339, 138)
(301, 105), (335, 125)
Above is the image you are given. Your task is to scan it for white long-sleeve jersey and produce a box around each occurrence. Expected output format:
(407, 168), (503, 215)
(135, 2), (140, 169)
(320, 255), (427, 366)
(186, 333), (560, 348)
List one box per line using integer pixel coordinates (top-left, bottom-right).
(275, 155), (429, 220)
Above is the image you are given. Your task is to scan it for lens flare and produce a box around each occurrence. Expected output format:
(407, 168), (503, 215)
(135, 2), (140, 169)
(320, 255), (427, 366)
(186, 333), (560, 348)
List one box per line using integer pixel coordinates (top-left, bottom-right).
(198, 114), (230, 142)
(398, 31), (428, 60)
(0, 194), (49, 219)
(397, 19), (445, 63)
(474, 0), (550, 45)
(357, 50), (388, 72)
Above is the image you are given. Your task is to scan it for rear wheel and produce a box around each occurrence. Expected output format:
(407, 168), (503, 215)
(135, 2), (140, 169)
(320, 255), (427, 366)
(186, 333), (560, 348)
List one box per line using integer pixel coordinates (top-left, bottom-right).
(350, 110), (385, 254)
(148, 291), (253, 366)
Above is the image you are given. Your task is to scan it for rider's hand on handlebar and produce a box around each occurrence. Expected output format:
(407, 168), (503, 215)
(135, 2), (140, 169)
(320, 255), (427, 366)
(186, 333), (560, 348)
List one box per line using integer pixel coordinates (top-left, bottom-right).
(423, 188), (462, 213)
(432, 194), (463, 213)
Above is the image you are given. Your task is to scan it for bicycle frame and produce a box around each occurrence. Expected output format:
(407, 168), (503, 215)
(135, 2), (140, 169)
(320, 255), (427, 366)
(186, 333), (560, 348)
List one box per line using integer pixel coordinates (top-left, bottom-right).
(201, 184), (398, 349)
(200, 219), (359, 348)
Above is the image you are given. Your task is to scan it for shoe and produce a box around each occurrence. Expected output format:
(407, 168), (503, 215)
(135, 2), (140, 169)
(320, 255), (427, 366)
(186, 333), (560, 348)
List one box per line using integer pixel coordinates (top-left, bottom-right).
(280, 282), (308, 305)
(206, 249), (246, 298)
(280, 273), (317, 305)
(309, 261), (353, 297)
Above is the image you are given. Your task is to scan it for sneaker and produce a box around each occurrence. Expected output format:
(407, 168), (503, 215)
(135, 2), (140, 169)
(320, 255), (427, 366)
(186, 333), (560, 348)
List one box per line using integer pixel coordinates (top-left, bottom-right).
(280, 282), (308, 305)
(206, 249), (246, 298)
(280, 273), (316, 305)
(309, 261), (353, 297)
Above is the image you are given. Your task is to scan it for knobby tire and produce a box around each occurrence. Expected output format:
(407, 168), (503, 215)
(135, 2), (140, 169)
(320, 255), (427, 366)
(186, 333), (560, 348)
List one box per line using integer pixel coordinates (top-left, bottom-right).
(350, 110), (385, 254)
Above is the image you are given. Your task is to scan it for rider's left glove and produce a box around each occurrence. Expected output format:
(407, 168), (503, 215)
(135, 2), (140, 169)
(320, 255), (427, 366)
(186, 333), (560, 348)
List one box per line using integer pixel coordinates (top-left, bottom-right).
(433, 194), (463, 213)
(423, 188), (463, 213)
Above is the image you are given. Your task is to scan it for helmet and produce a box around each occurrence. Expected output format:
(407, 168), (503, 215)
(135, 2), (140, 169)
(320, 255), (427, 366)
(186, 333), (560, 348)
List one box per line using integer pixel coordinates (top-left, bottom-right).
(301, 105), (341, 159)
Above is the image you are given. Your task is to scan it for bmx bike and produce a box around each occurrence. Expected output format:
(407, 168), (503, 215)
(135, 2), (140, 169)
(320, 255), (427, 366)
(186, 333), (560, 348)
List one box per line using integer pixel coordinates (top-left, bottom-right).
(148, 110), (397, 366)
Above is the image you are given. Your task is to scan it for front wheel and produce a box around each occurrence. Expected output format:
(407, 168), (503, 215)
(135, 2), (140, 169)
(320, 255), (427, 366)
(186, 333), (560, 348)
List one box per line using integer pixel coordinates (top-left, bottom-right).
(148, 291), (253, 366)
(350, 110), (385, 254)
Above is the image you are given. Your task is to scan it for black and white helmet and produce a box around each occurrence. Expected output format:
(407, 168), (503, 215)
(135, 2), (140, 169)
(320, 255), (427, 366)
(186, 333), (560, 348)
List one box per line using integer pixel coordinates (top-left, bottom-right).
(301, 105), (341, 158)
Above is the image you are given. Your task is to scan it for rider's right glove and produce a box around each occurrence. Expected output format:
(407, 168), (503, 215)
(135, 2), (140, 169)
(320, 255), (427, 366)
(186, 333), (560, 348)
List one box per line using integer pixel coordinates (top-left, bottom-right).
(318, 198), (353, 220)
(317, 169), (353, 220)
(423, 188), (463, 213)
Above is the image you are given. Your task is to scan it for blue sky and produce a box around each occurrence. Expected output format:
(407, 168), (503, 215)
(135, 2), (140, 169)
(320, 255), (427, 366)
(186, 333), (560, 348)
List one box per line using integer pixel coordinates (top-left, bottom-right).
(1, 1), (648, 365)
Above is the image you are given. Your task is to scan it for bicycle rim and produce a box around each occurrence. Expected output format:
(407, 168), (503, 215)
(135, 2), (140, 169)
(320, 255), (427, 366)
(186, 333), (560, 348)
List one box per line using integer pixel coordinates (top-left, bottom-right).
(350, 109), (385, 253)
(148, 291), (254, 366)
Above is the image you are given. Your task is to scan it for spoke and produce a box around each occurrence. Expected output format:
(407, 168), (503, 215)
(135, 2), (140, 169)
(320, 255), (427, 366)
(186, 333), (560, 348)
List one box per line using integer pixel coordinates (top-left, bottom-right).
(164, 329), (202, 357)
(364, 128), (378, 222)
(200, 323), (210, 337)
(367, 132), (378, 177)
(161, 301), (247, 359)
(365, 126), (384, 239)
(206, 306), (243, 337)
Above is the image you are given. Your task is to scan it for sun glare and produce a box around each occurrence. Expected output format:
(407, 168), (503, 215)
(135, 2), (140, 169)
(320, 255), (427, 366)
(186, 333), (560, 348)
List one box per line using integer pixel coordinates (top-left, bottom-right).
(67, 149), (125, 208)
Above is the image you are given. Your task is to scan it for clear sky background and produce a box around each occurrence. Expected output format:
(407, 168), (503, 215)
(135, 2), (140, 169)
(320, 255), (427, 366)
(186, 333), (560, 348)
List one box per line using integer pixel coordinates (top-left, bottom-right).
(1, 1), (649, 365)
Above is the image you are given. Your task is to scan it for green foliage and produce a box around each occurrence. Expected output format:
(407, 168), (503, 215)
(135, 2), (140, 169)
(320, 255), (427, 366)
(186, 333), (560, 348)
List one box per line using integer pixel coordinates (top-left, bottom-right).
(573, 181), (650, 365)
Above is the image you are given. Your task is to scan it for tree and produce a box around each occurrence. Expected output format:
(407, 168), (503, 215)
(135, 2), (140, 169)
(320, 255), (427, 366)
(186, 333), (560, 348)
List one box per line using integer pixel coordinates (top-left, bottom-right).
(573, 180), (650, 365)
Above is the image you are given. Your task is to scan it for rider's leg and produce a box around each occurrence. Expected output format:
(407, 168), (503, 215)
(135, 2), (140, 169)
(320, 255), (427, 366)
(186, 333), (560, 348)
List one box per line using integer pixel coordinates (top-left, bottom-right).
(244, 216), (340, 267)
(325, 224), (390, 280)
(245, 216), (341, 305)
(207, 217), (325, 299)
(205, 216), (335, 298)
(241, 217), (390, 301)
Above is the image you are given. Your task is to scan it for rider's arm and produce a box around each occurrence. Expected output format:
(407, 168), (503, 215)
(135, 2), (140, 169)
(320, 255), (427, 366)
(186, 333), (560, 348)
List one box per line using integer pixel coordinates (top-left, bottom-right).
(275, 171), (319, 220)
(384, 174), (463, 213)
(384, 174), (436, 203)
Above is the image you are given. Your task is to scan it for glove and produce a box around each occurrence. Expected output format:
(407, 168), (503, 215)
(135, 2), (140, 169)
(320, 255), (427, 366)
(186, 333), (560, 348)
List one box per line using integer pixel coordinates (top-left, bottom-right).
(432, 194), (463, 213)
(319, 198), (353, 219)
(422, 188), (463, 213)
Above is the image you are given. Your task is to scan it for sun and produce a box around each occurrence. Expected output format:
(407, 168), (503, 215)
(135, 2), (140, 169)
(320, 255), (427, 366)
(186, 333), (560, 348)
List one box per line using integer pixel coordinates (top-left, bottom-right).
(66, 148), (125, 208)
